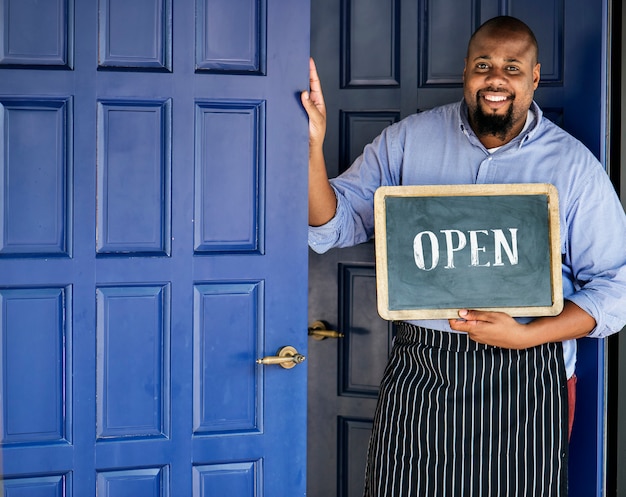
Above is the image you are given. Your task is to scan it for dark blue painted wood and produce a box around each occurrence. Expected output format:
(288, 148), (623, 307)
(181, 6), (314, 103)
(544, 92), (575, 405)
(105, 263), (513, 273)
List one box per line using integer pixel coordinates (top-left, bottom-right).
(338, 264), (393, 397)
(337, 417), (372, 497)
(339, 111), (400, 174)
(341, 0), (400, 87)
(310, 0), (609, 495)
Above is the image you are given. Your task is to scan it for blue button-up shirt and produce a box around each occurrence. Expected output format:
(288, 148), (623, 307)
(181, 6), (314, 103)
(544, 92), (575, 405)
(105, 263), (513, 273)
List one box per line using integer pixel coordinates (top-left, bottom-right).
(309, 100), (626, 377)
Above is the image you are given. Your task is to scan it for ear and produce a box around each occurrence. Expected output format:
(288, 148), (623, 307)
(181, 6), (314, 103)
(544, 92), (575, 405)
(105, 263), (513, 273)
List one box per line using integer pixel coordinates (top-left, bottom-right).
(532, 62), (541, 89)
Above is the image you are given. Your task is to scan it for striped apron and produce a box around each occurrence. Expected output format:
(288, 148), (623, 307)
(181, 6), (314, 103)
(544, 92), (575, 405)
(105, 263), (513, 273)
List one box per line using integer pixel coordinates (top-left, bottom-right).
(364, 322), (569, 497)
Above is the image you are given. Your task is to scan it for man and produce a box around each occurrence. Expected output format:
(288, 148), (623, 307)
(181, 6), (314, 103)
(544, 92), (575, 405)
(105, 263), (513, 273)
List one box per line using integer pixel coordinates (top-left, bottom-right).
(301, 16), (626, 497)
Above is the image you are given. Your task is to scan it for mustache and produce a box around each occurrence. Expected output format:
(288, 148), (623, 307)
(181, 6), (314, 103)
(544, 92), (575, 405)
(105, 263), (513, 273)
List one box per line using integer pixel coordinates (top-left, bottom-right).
(477, 88), (514, 98)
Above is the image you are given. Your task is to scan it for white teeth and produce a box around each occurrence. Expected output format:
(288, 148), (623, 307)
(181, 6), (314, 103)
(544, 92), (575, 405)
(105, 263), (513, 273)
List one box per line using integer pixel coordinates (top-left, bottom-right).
(485, 95), (507, 102)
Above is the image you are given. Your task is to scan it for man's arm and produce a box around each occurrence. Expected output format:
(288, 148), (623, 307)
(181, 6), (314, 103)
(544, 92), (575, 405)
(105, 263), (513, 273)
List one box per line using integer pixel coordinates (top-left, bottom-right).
(301, 58), (337, 226)
(448, 301), (596, 349)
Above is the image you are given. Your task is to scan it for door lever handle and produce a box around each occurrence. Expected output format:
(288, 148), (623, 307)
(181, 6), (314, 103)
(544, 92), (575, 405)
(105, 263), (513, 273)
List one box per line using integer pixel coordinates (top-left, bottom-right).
(256, 346), (306, 369)
(308, 320), (344, 340)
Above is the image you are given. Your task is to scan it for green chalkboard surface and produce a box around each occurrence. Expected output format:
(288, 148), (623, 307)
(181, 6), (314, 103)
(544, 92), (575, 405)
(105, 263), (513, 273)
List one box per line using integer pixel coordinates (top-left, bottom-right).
(374, 184), (563, 320)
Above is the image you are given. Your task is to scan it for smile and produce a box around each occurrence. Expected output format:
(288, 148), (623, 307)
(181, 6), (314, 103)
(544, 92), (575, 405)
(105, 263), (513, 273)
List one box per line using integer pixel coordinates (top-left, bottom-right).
(484, 94), (508, 102)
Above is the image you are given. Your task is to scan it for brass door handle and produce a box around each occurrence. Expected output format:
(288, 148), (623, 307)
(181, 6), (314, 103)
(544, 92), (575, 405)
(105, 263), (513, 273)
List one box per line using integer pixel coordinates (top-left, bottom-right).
(308, 320), (344, 340)
(256, 346), (306, 369)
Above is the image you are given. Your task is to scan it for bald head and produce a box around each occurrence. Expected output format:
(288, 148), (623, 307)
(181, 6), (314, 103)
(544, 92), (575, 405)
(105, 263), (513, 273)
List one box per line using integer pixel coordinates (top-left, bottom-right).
(468, 16), (538, 65)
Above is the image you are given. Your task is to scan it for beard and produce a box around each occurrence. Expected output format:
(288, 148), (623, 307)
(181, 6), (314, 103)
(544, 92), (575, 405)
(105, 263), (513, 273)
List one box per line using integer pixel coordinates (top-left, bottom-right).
(471, 96), (515, 142)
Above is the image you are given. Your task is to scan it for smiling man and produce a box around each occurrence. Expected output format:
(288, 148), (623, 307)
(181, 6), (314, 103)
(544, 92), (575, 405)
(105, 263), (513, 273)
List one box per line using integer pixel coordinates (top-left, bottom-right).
(302, 16), (626, 497)
(464, 19), (540, 147)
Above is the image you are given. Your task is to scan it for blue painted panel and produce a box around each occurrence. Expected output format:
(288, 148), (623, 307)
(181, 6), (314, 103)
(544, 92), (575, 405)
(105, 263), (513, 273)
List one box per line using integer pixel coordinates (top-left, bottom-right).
(0, 0), (73, 68)
(2, 474), (68, 497)
(542, 107), (564, 127)
(338, 265), (392, 397)
(98, 0), (172, 71)
(420, 0), (564, 87)
(193, 461), (259, 497)
(509, 0), (564, 84)
(96, 285), (170, 439)
(0, 0), (310, 493)
(0, 287), (70, 444)
(96, 100), (171, 256)
(340, 0), (400, 87)
(337, 417), (371, 497)
(0, 98), (72, 257)
(419, 0), (476, 86)
(194, 101), (264, 254)
(97, 467), (168, 497)
(193, 282), (261, 434)
(195, 0), (266, 74)
(339, 111), (400, 173)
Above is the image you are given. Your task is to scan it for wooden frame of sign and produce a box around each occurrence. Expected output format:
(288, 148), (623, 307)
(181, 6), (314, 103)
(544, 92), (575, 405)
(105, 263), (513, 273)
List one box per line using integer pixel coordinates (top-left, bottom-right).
(374, 183), (563, 320)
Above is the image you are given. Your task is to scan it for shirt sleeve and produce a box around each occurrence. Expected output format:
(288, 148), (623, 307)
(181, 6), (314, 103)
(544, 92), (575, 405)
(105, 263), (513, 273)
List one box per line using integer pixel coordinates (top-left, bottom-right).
(562, 159), (626, 338)
(308, 121), (403, 253)
(307, 181), (375, 254)
(307, 186), (343, 254)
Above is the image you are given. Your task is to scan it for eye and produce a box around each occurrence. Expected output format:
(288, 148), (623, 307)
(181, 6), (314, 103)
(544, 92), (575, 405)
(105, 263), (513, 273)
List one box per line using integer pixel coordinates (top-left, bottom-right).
(506, 65), (520, 72)
(475, 62), (489, 70)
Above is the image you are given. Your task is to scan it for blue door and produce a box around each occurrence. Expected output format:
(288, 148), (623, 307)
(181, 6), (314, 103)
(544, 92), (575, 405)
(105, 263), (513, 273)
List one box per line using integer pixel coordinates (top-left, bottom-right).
(0, 1), (309, 495)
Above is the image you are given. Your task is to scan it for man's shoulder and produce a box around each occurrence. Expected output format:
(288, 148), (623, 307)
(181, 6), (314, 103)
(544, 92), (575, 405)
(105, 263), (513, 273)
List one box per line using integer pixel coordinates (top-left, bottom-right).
(534, 113), (598, 157)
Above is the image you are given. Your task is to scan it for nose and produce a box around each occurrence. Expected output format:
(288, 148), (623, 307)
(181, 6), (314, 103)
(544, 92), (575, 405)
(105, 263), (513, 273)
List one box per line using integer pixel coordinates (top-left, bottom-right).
(483, 65), (509, 86)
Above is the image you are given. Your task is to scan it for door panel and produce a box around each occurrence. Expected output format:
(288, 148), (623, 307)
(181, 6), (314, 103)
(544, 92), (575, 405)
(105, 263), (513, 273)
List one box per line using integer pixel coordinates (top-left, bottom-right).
(0, 1), (310, 495)
(309, 0), (608, 496)
(308, 242), (391, 497)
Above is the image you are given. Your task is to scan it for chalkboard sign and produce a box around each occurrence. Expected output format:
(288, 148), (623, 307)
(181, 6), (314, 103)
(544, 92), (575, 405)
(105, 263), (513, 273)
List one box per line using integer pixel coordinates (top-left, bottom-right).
(374, 184), (563, 320)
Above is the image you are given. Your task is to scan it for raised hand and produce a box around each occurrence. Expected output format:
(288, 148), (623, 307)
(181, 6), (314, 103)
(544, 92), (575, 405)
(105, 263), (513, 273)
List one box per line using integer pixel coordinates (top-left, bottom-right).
(301, 58), (327, 150)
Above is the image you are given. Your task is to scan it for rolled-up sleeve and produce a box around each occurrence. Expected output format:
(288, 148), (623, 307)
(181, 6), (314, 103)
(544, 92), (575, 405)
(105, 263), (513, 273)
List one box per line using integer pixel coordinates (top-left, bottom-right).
(308, 191), (343, 254)
(308, 122), (401, 253)
(562, 164), (626, 338)
(308, 183), (372, 253)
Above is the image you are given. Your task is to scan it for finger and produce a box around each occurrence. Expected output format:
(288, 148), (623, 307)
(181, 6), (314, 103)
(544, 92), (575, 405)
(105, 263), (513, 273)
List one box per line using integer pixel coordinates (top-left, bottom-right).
(300, 90), (320, 120)
(458, 309), (497, 324)
(309, 58), (322, 92)
(448, 319), (469, 332)
(308, 59), (326, 106)
(449, 309), (488, 331)
(301, 90), (310, 108)
(449, 318), (474, 331)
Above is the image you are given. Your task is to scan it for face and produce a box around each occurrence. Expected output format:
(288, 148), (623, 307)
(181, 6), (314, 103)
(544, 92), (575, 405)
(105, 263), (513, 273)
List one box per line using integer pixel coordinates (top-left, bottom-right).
(463, 28), (540, 145)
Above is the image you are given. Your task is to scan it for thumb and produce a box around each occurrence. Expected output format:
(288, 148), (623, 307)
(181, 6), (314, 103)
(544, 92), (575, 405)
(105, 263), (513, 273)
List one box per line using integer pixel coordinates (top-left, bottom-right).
(456, 309), (481, 324)
(301, 90), (322, 122)
(301, 90), (311, 107)
(300, 90), (313, 114)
